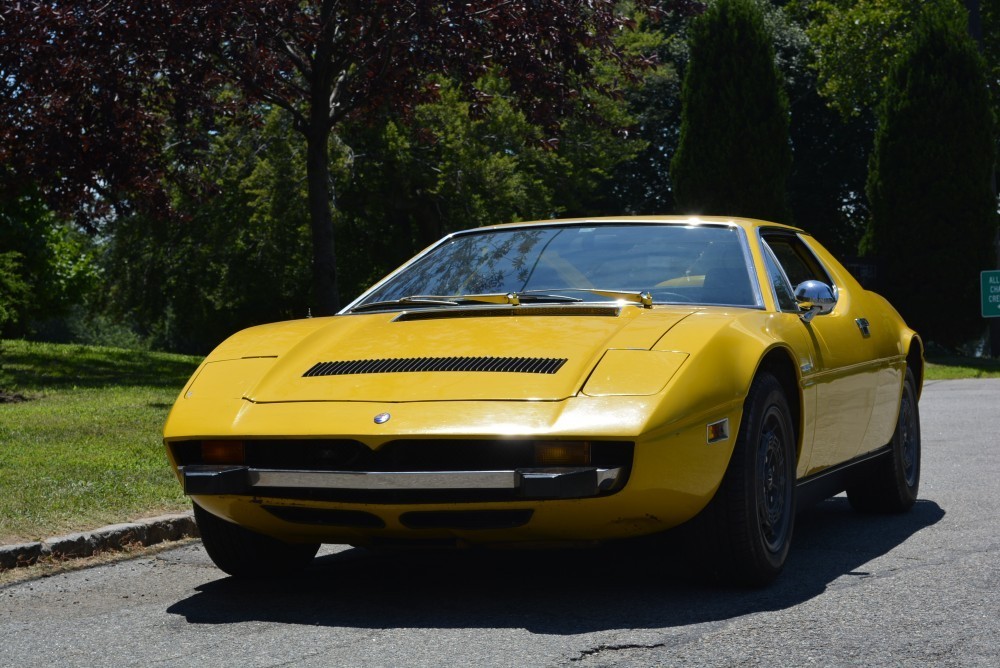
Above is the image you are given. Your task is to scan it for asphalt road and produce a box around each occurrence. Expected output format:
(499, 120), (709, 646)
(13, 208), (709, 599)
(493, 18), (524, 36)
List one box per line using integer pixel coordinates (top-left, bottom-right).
(2, 379), (998, 667)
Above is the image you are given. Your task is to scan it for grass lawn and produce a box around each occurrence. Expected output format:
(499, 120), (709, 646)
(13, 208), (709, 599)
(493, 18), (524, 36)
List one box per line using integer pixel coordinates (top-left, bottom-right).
(0, 339), (201, 543)
(924, 354), (1000, 380)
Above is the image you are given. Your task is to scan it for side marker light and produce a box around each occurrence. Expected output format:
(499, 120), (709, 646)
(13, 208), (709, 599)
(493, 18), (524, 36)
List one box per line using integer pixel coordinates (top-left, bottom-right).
(707, 419), (729, 444)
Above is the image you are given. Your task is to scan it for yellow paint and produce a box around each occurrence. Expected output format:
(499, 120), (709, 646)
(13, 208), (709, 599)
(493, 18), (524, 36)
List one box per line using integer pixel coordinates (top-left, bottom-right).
(164, 216), (922, 545)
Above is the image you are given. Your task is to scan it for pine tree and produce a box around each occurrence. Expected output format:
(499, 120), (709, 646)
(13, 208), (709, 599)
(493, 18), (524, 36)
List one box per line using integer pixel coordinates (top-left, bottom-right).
(670, 0), (791, 222)
(865, 9), (997, 347)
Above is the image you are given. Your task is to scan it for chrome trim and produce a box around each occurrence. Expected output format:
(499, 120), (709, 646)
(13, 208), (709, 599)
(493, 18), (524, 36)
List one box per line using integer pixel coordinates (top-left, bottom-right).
(855, 317), (872, 337)
(342, 219), (769, 315)
(758, 228), (840, 314)
(246, 467), (624, 492)
(251, 469), (517, 490)
(734, 226), (768, 309)
(795, 280), (837, 322)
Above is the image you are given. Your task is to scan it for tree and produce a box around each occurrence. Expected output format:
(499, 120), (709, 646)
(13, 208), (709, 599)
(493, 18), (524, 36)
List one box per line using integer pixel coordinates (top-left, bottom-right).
(601, 5), (695, 215)
(333, 73), (648, 299)
(805, 0), (966, 118)
(0, 184), (99, 339)
(0, 252), (29, 332)
(1, 1), (669, 315)
(100, 108), (319, 353)
(773, 1), (874, 255)
(670, 0), (792, 222)
(984, 0), (1000, 98)
(865, 9), (996, 347)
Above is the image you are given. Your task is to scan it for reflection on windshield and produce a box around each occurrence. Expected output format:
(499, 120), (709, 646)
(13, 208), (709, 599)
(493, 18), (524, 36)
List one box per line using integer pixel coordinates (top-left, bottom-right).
(358, 224), (759, 308)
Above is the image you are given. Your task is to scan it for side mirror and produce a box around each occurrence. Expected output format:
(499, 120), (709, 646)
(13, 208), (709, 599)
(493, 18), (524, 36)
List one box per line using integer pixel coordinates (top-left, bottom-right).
(795, 280), (837, 322)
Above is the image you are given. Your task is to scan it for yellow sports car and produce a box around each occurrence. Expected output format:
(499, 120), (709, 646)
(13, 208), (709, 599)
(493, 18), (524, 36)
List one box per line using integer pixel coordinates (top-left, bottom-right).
(163, 216), (922, 585)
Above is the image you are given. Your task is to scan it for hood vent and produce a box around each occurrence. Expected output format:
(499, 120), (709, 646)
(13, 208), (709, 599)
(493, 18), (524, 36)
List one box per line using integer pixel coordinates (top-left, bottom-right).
(304, 356), (568, 377)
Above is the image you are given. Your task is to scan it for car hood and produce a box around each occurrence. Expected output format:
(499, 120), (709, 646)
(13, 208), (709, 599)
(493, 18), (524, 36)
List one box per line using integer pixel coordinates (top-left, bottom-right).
(243, 306), (695, 403)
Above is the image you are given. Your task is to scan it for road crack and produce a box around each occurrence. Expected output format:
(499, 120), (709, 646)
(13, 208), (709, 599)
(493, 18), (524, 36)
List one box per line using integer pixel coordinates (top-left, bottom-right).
(571, 641), (667, 662)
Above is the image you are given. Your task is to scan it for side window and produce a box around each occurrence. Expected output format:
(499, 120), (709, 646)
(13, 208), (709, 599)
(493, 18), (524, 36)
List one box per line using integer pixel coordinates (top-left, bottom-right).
(761, 243), (799, 311)
(762, 233), (833, 287)
(761, 231), (835, 313)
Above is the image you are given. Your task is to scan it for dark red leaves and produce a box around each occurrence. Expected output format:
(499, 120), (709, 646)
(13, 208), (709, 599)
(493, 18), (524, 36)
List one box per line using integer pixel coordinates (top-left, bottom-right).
(0, 0), (674, 219)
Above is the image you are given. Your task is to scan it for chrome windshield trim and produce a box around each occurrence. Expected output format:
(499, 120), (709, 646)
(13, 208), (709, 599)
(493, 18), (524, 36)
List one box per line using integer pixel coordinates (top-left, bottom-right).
(341, 218), (767, 314)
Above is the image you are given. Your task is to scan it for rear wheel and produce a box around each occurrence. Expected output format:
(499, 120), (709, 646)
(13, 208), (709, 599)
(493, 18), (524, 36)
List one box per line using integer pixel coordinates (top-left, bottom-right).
(700, 372), (797, 586)
(846, 367), (920, 513)
(193, 503), (320, 578)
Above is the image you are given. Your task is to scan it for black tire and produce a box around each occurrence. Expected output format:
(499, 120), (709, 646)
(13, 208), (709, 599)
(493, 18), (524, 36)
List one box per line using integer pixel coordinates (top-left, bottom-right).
(846, 367), (920, 513)
(700, 372), (797, 586)
(193, 503), (320, 578)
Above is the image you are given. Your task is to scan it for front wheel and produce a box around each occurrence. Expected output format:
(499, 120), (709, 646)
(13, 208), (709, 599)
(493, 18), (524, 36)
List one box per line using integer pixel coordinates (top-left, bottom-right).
(193, 503), (320, 578)
(846, 366), (920, 513)
(701, 372), (797, 586)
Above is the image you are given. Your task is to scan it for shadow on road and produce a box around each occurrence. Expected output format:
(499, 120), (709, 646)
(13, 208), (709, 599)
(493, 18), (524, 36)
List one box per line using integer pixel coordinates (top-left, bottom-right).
(167, 497), (944, 634)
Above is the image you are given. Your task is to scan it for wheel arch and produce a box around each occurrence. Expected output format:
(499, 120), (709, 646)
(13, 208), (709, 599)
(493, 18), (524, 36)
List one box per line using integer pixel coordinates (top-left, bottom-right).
(906, 334), (924, 400)
(755, 346), (802, 464)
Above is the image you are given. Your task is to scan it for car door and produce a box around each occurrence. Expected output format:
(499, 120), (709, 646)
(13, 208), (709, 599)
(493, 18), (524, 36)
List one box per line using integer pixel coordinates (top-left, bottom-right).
(759, 229), (880, 474)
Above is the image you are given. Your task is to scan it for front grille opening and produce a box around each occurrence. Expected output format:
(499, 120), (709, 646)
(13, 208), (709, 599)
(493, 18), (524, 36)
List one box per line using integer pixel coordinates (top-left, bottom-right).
(376, 440), (633, 472)
(171, 439), (633, 473)
(400, 510), (534, 530)
(170, 439), (370, 469)
(261, 506), (385, 528)
(170, 439), (634, 504)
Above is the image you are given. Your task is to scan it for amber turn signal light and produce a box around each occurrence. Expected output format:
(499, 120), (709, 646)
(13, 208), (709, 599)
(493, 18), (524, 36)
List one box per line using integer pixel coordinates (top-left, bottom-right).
(201, 440), (245, 465)
(534, 441), (591, 467)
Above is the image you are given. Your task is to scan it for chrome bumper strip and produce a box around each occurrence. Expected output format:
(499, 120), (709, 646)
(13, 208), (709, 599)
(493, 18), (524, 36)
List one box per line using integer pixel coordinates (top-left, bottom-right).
(181, 465), (624, 499)
(251, 469), (519, 490)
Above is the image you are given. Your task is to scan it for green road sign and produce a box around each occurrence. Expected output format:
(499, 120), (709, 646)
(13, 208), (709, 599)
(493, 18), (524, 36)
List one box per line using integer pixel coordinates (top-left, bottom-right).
(983, 271), (1000, 318)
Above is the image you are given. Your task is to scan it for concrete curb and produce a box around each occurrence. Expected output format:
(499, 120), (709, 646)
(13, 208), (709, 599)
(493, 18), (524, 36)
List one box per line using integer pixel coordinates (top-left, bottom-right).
(0, 512), (199, 570)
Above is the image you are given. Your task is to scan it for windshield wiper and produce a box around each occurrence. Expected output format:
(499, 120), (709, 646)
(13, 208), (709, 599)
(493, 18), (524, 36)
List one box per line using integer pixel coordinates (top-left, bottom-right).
(533, 288), (654, 308)
(454, 292), (583, 305)
(349, 296), (460, 313)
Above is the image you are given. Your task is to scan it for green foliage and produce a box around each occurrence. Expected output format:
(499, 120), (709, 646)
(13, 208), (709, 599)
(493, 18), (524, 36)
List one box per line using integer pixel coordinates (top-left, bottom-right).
(985, 0), (1000, 97)
(763, 1), (874, 253)
(102, 108), (318, 353)
(0, 339), (199, 541)
(671, 0), (792, 222)
(806, 0), (967, 117)
(334, 75), (646, 299)
(0, 252), (30, 330)
(866, 8), (997, 347)
(600, 7), (688, 214)
(95, 68), (645, 352)
(0, 187), (100, 338)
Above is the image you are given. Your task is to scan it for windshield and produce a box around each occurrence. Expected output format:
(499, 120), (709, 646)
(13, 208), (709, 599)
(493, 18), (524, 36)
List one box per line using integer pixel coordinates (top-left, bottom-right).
(355, 224), (760, 309)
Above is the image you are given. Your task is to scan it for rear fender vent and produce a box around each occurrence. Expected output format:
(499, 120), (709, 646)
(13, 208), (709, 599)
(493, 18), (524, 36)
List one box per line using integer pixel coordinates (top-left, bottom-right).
(304, 356), (568, 377)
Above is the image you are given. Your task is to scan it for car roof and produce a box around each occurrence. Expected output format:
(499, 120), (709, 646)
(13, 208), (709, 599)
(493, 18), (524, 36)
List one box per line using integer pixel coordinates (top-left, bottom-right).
(471, 215), (805, 235)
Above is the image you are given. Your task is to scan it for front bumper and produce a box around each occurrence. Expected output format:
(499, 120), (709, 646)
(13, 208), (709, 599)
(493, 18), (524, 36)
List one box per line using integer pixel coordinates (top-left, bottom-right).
(181, 464), (625, 500)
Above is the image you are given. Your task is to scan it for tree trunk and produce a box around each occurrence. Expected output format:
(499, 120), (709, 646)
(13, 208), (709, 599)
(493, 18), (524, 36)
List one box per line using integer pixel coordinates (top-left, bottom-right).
(305, 127), (340, 316)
